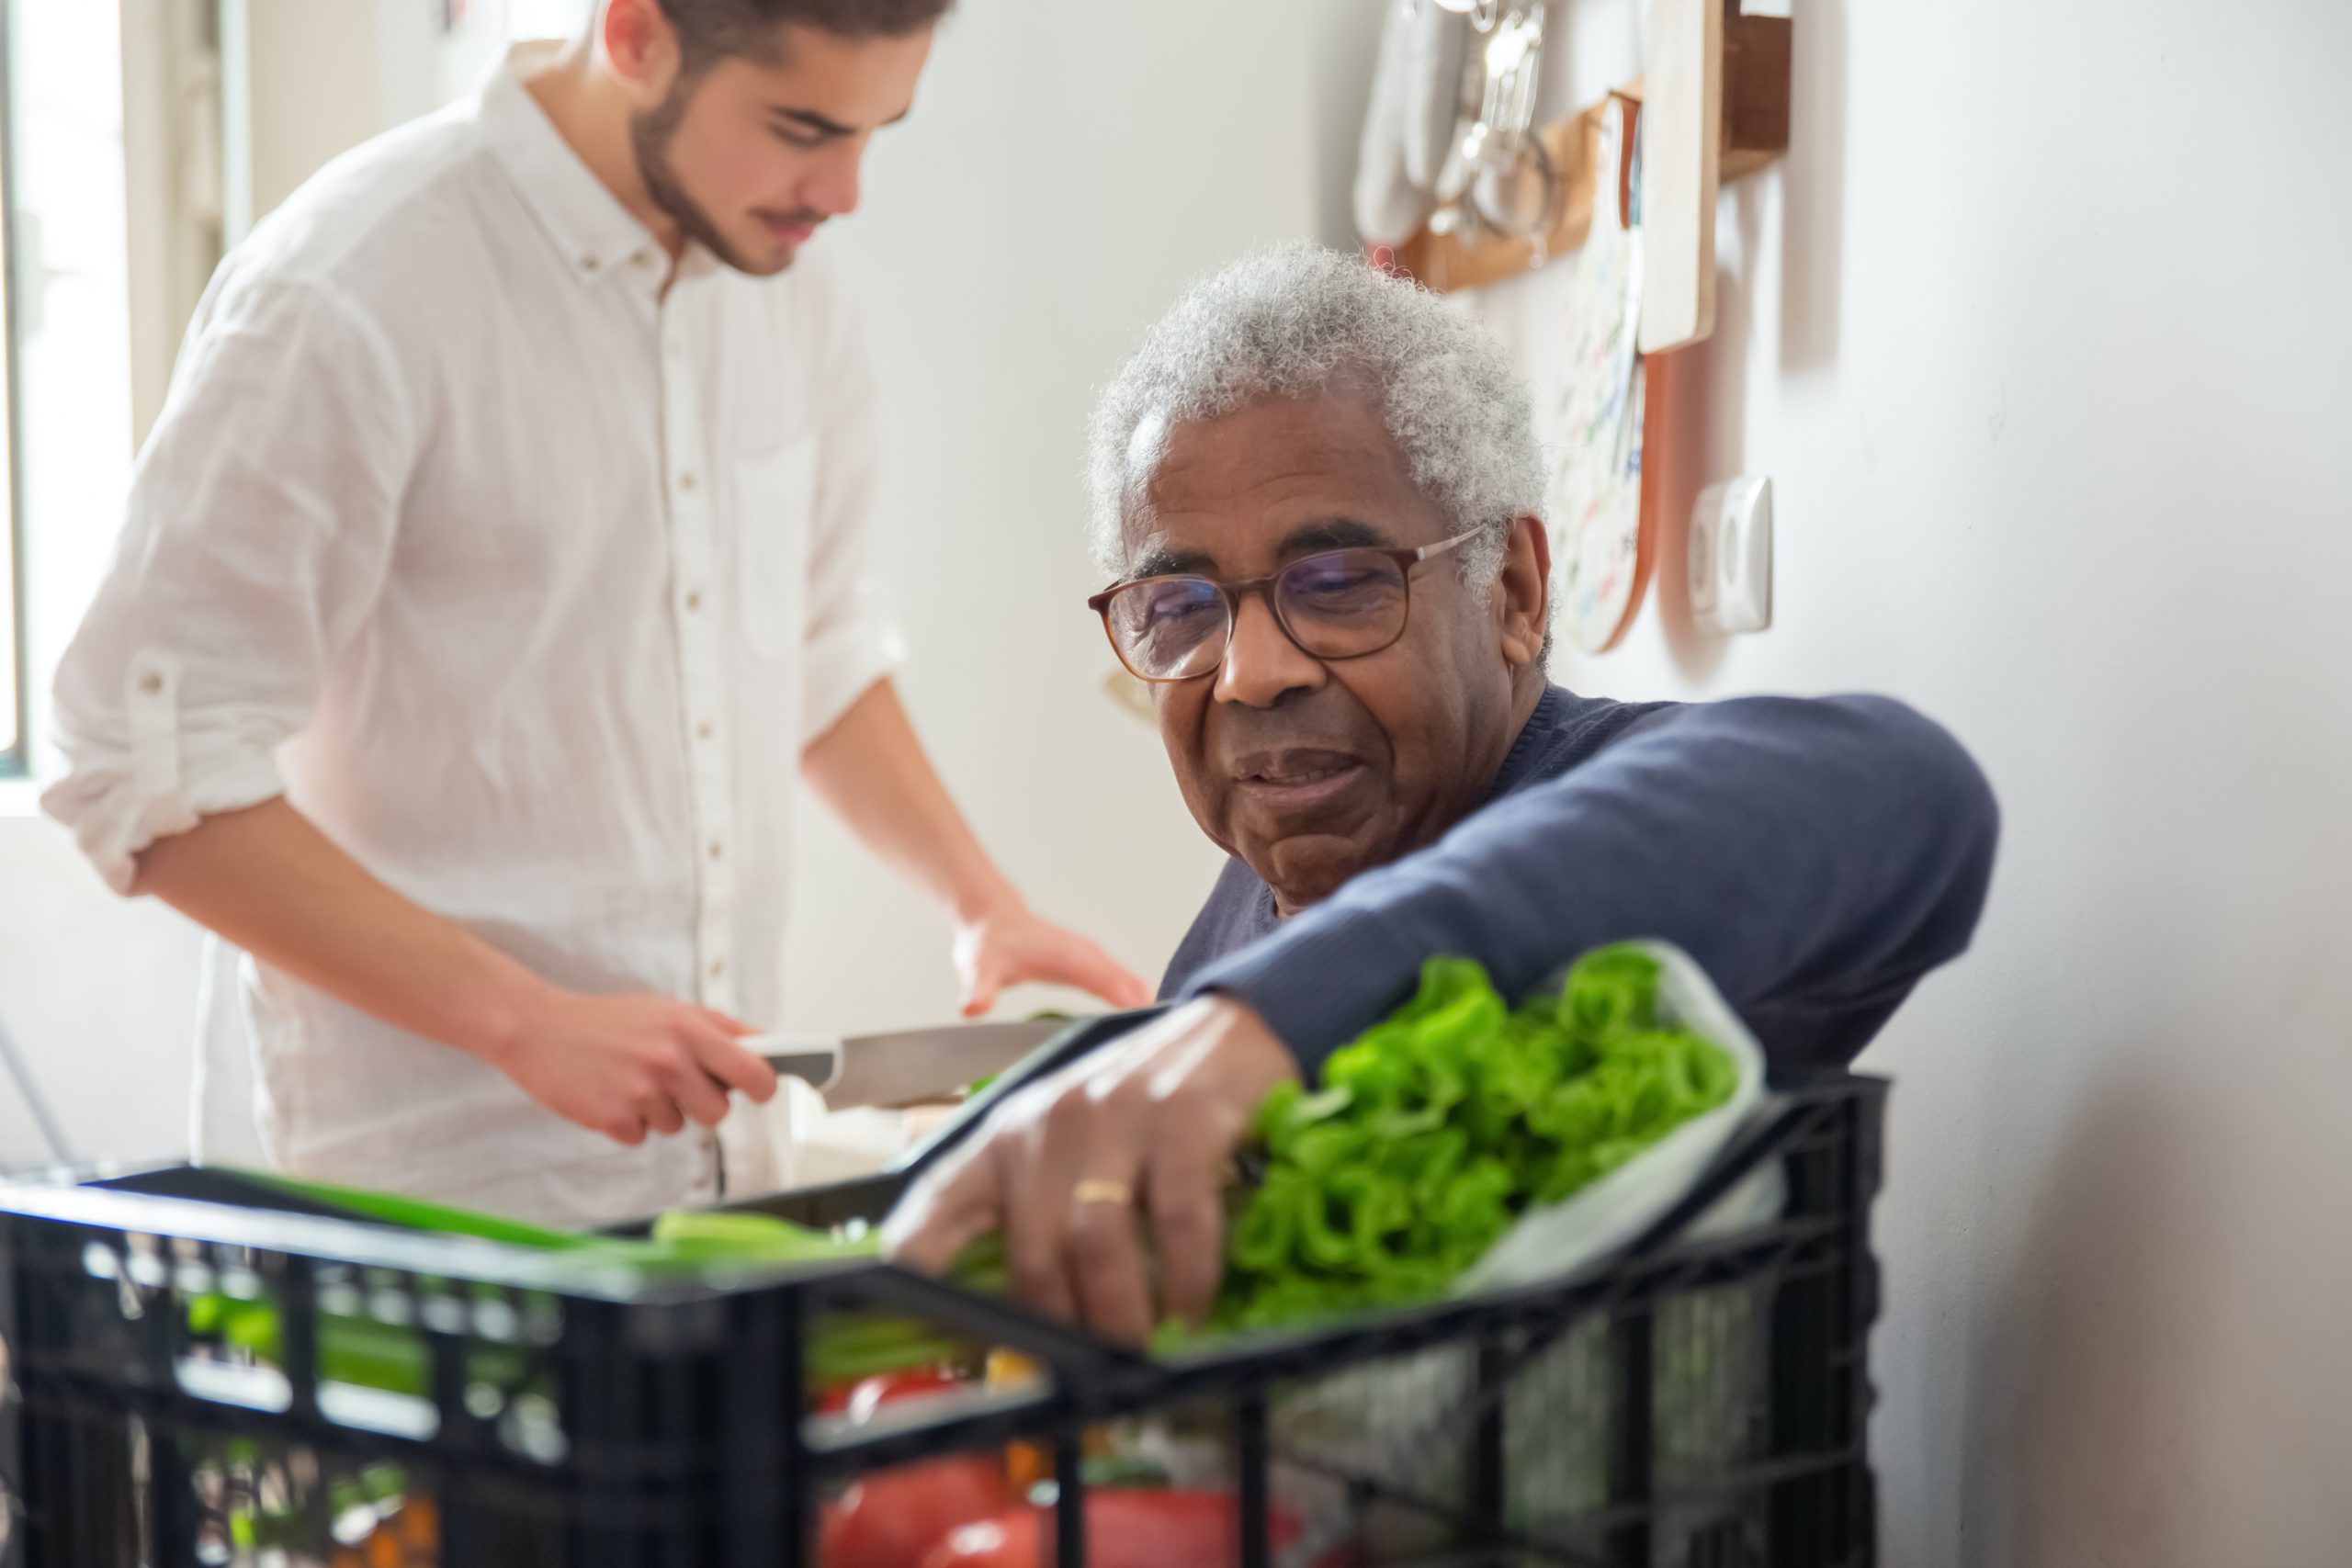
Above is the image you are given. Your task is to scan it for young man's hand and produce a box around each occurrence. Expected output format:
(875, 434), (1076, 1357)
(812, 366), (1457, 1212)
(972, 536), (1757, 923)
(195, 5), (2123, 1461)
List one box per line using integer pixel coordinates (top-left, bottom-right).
(884, 995), (1296, 1345)
(487, 989), (779, 1146)
(800, 682), (1149, 1018)
(953, 901), (1153, 1017)
(129, 796), (782, 1150)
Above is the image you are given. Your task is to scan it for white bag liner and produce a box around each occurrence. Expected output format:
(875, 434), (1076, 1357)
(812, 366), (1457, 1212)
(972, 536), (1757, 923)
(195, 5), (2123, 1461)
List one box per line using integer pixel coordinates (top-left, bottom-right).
(1266, 942), (1781, 1562)
(1450, 938), (1778, 1298)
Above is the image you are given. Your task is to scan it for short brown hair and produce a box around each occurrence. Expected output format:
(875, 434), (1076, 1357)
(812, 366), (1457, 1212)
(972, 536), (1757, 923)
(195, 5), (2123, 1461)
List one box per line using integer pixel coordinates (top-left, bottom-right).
(657, 0), (953, 72)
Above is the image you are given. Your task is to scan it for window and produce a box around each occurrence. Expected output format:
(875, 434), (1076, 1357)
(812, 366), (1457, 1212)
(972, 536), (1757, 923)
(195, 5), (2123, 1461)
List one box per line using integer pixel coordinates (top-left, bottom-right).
(0, 0), (25, 778)
(0, 0), (563, 784)
(0, 0), (146, 784)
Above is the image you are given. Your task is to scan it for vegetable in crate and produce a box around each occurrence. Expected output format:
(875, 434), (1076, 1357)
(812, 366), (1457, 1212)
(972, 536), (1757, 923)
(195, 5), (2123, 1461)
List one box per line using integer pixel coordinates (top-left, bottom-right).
(819, 1368), (1016, 1568)
(181, 1199), (1001, 1401)
(816, 1364), (967, 1417)
(922, 1490), (1320, 1568)
(1206, 945), (1736, 1333)
(822, 1458), (1009, 1568)
(330, 1496), (438, 1568)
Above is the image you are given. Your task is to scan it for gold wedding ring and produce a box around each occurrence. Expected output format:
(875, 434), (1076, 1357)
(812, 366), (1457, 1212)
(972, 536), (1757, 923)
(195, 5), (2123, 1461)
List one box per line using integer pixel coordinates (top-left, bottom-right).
(1071, 1178), (1135, 1208)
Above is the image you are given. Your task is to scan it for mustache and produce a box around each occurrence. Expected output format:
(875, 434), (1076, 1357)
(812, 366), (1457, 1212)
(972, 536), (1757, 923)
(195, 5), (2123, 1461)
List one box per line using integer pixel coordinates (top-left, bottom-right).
(1208, 700), (1374, 778)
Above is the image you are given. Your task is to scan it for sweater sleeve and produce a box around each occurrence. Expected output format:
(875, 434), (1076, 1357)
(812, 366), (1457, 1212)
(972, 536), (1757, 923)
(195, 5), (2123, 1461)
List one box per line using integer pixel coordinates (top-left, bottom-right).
(1182, 694), (1999, 1076)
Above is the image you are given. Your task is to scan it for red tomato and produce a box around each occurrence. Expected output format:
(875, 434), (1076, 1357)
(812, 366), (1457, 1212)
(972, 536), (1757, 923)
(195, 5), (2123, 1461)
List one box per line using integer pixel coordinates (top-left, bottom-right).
(820, 1456), (1010, 1568)
(919, 1490), (1316, 1568)
(819, 1370), (1008, 1568)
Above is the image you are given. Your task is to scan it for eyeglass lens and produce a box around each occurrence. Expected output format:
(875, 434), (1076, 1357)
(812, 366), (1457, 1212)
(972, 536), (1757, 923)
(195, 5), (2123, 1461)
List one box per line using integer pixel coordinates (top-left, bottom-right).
(1106, 549), (1412, 681)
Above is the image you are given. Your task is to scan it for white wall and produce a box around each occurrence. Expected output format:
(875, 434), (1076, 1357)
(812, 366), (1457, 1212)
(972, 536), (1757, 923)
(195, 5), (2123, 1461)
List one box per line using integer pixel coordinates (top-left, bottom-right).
(221, 0), (442, 235)
(1464, 1), (2352, 1562)
(775, 1), (1316, 1031)
(0, 821), (198, 1166)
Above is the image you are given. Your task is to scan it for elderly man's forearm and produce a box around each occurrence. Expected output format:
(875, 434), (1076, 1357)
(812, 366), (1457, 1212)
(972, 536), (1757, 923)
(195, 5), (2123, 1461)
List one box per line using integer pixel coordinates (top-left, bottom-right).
(1187, 694), (1999, 1073)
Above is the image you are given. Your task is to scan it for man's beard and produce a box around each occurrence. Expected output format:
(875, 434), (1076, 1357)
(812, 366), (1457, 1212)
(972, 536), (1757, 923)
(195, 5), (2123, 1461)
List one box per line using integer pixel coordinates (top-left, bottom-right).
(629, 74), (763, 275)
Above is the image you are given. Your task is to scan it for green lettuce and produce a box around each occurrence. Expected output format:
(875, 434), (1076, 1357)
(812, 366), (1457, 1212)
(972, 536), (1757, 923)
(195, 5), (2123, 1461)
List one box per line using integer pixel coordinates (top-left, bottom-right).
(1207, 946), (1736, 1333)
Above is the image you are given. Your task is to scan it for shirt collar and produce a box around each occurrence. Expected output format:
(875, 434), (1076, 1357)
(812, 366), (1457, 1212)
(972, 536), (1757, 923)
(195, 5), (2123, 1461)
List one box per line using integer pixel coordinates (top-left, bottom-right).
(1486, 683), (1574, 800)
(472, 42), (681, 288)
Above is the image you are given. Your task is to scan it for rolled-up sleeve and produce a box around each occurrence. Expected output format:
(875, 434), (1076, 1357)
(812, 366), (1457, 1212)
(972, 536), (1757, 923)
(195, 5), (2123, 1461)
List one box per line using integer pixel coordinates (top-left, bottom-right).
(42, 279), (413, 893)
(797, 289), (903, 745)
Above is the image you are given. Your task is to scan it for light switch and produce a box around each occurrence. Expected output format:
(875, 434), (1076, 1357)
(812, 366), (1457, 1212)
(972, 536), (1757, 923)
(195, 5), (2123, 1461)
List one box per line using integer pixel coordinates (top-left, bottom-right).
(1688, 489), (1720, 621)
(1689, 476), (1773, 635)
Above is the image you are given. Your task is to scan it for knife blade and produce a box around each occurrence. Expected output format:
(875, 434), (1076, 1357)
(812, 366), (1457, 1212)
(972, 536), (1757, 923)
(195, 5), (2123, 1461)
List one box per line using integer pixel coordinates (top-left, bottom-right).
(749, 1019), (1074, 1111)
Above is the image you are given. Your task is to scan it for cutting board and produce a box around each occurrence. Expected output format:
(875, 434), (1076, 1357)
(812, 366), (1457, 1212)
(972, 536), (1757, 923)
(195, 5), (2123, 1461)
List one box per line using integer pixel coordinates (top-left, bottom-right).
(1639, 0), (1722, 355)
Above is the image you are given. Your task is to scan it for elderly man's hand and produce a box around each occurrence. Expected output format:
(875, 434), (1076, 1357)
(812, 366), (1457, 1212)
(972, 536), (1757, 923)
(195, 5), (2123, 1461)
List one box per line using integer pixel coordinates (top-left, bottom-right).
(884, 996), (1299, 1345)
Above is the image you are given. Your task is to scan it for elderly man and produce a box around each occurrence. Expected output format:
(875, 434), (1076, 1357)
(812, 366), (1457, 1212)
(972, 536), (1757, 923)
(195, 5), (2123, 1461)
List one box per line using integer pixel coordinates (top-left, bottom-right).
(889, 244), (1997, 1343)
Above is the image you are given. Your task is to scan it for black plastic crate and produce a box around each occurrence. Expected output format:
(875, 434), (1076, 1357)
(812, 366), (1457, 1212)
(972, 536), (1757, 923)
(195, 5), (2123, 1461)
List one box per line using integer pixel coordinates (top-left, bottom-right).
(0, 1054), (1883, 1568)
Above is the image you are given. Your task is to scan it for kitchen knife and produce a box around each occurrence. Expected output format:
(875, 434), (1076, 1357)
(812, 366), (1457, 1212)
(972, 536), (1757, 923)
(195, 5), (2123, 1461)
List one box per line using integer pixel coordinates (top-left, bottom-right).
(750, 1019), (1075, 1111)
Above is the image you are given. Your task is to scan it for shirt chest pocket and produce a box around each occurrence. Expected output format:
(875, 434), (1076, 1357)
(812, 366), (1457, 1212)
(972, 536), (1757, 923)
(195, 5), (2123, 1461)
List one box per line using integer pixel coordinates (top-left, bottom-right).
(732, 436), (818, 661)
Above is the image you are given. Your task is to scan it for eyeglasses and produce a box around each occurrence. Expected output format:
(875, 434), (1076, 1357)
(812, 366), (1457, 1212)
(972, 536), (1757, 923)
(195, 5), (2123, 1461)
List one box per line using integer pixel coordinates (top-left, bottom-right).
(1088, 530), (1481, 684)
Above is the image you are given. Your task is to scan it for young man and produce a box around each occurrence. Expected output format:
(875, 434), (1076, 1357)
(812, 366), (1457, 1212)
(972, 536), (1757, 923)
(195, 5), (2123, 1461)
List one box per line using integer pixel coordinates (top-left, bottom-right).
(888, 246), (1999, 1342)
(43, 0), (1146, 1224)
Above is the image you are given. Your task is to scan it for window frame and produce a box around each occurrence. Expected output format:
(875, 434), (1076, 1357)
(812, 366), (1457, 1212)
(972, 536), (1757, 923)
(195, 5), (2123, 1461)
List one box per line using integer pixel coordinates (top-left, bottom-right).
(0, 0), (29, 782)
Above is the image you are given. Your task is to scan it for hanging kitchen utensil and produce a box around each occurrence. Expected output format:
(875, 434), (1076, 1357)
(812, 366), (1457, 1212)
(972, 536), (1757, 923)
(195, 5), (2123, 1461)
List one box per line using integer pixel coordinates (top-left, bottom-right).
(1421, 2), (1555, 244)
(1356, 1), (1430, 243)
(1459, 2), (1556, 246)
(1355, 0), (1469, 244)
(1403, 0), (1474, 197)
(1383, 2), (1587, 288)
(1383, 107), (1599, 291)
(1377, 0), (1792, 303)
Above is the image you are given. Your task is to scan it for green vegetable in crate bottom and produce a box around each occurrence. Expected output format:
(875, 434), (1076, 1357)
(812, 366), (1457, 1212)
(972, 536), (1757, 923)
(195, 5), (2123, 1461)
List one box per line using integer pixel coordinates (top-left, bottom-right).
(1193, 947), (1736, 1334)
(181, 1204), (1001, 1401)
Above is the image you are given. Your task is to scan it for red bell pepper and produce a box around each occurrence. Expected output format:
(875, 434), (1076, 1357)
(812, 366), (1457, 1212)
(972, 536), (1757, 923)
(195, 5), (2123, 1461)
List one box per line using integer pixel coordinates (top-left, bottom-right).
(920, 1489), (1330, 1568)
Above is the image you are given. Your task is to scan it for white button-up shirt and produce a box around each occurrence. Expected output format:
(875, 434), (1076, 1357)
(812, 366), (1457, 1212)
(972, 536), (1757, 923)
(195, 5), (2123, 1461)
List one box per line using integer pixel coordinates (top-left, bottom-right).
(42, 47), (902, 1224)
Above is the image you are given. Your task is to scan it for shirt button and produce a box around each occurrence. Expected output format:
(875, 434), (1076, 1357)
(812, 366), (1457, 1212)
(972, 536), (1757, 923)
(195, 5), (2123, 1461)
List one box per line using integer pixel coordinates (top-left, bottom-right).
(580, 254), (600, 273)
(678, 472), (698, 492)
(708, 959), (727, 979)
(684, 591), (702, 613)
(632, 249), (654, 269)
(707, 840), (724, 861)
(695, 722), (714, 740)
(138, 672), (164, 695)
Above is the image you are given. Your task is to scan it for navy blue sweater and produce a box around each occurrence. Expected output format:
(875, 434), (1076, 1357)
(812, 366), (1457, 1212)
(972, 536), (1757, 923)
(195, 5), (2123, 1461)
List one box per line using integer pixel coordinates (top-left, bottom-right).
(1160, 686), (1999, 1077)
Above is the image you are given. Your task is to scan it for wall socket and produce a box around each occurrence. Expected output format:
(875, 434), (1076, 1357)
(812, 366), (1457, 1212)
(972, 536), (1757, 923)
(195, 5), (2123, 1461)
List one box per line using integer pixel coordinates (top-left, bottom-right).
(1689, 476), (1774, 635)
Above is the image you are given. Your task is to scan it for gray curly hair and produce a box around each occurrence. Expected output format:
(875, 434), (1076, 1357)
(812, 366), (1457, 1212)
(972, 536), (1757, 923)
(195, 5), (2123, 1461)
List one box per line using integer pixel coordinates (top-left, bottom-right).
(1086, 243), (1545, 590)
